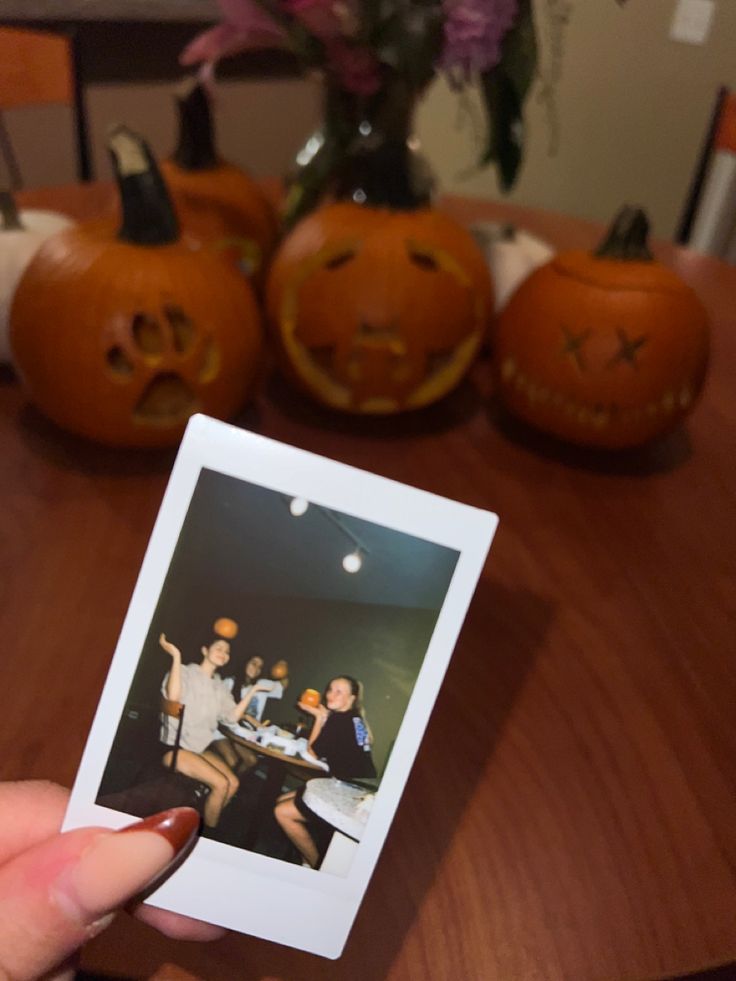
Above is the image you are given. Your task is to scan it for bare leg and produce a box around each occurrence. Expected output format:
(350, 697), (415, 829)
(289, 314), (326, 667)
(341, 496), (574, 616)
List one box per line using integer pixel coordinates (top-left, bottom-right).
(162, 748), (231, 828)
(200, 749), (239, 804)
(209, 740), (258, 775)
(274, 793), (319, 868)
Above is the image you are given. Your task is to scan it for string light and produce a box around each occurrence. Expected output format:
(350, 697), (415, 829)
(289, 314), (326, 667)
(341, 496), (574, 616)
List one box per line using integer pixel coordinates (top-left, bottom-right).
(342, 549), (363, 574)
(289, 497), (309, 517)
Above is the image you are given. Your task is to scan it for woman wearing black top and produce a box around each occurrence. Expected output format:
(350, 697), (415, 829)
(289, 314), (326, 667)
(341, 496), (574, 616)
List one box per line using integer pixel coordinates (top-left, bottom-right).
(274, 675), (376, 868)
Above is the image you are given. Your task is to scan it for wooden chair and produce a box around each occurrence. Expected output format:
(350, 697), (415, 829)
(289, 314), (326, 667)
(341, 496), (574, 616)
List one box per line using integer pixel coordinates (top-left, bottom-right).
(96, 697), (209, 819)
(0, 25), (91, 186)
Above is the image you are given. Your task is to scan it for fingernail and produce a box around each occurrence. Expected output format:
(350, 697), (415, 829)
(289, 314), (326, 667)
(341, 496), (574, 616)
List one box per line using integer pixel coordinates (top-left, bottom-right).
(55, 808), (199, 923)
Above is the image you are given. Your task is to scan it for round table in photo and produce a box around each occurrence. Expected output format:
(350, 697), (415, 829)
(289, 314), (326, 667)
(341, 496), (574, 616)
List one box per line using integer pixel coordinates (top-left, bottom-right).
(302, 777), (376, 876)
(1, 181), (735, 981)
(220, 725), (326, 851)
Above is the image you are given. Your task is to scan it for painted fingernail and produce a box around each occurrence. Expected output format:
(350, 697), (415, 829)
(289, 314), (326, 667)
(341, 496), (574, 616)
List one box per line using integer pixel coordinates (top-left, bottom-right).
(55, 807), (199, 923)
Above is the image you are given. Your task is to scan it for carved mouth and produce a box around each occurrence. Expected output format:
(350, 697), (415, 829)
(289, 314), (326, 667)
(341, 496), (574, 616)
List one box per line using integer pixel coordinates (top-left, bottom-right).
(133, 373), (199, 425)
(500, 356), (693, 427)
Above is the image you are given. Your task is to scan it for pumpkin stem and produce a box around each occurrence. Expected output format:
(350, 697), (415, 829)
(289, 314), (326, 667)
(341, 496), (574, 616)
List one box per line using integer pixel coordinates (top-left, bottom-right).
(172, 79), (218, 171)
(108, 125), (179, 246)
(594, 206), (654, 261)
(0, 189), (23, 231)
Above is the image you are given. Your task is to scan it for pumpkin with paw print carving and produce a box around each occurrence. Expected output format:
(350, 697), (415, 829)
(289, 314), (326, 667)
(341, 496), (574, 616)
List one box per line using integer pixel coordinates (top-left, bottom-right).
(10, 126), (262, 448)
(494, 207), (709, 449)
(266, 202), (493, 414)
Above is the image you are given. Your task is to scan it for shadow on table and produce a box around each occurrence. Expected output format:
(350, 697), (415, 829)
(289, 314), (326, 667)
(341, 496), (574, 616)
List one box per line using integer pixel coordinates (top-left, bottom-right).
(488, 401), (693, 477)
(260, 367), (485, 441)
(168, 578), (548, 981)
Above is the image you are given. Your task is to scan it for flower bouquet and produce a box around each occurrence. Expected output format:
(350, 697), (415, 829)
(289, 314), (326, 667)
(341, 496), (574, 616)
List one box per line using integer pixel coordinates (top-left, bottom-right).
(183, 1), (543, 224)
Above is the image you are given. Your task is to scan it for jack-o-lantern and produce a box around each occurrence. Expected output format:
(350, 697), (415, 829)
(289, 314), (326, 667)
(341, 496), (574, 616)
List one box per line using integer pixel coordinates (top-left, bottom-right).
(159, 81), (277, 289)
(10, 126), (262, 448)
(267, 202), (493, 414)
(270, 660), (289, 681)
(213, 617), (239, 639)
(494, 207), (709, 449)
(300, 688), (321, 708)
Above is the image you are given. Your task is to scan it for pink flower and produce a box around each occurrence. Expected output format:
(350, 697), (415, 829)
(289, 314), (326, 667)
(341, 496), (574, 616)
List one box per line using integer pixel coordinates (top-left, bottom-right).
(180, 0), (286, 77)
(325, 39), (382, 96)
(440, 0), (518, 76)
(285, 0), (344, 40)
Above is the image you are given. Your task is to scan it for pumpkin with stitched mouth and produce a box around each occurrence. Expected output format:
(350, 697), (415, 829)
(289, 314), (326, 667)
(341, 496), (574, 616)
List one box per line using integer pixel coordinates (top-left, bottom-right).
(266, 202), (493, 413)
(10, 126), (262, 448)
(493, 206), (710, 449)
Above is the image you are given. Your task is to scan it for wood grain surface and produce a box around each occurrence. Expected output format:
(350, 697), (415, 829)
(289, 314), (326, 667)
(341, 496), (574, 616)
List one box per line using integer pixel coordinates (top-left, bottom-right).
(1, 184), (734, 981)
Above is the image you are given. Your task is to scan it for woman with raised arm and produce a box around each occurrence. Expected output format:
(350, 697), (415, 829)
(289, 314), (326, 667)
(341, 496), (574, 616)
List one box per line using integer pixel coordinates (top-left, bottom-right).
(274, 675), (376, 868)
(159, 633), (270, 828)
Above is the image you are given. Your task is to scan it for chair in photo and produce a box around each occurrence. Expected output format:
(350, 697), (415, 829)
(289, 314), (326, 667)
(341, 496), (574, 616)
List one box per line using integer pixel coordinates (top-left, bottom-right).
(0, 25), (92, 187)
(96, 697), (210, 819)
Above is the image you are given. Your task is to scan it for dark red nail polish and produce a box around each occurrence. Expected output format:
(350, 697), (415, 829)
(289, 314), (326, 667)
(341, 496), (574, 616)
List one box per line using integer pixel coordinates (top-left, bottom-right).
(118, 807), (200, 852)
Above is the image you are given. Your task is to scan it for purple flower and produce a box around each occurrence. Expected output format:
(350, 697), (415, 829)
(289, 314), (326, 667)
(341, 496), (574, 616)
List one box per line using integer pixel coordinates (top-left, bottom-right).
(440, 0), (519, 76)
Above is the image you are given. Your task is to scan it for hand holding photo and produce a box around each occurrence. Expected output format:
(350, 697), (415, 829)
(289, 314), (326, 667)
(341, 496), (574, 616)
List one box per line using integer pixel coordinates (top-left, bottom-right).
(63, 415), (498, 958)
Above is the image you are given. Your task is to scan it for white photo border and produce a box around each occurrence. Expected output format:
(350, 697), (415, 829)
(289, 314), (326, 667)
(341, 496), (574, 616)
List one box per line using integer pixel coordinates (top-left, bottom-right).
(63, 414), (498, 959)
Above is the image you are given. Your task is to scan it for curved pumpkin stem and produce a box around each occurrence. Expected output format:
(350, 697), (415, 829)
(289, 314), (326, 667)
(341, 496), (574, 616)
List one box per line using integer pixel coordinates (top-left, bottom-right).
(108, 125), (179, 246)
(594, 206), (654, 261)
(0, 189), (22, 231)
(172, 79), (218, 172)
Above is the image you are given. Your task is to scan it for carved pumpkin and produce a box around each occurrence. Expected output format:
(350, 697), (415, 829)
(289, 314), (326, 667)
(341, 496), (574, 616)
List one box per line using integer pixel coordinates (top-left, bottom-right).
(213, 617), (239, 639)
(270, 660), (289, 681)
(494, 207), (710, 449)
(10, 127), (262, 448)
(159, 81), (277, 288)
(300, 688), (321, 708)
(0, 192), (74, 363)
(267, 202), (493, 413)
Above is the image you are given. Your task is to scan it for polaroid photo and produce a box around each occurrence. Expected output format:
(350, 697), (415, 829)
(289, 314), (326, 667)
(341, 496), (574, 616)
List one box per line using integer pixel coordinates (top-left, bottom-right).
(63, 414), (498, 958)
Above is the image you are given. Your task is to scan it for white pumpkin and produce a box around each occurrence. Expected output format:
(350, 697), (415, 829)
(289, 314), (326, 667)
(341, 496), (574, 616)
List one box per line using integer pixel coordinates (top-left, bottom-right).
(0, 194), (75, 363)
(470, 222), (555, 312)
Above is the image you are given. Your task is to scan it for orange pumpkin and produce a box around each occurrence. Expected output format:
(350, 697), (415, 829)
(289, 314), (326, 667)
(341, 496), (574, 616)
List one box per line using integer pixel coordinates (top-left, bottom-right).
(266, 202), (493, 414)
(213, 617), (239, 639)
(270, 660), (289, 681)
(10, 126), (262, 448)
(159, 81), (277, 288)
(300, 688), (321, 708)
(494, 207), (709, 449)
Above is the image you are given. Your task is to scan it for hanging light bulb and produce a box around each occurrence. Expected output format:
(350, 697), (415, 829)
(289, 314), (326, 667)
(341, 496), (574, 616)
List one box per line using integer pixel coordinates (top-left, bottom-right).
(289, 497), (309, 517)
(342, 549), (362, 573)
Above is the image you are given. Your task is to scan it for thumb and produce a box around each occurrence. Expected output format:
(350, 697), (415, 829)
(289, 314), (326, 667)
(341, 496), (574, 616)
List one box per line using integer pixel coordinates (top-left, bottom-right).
(0, 807), (199, 981)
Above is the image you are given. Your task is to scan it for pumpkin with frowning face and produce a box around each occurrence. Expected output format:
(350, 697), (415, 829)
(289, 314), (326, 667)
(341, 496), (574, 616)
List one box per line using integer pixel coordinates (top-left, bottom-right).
(266, 202), (493, 413)
(494, 207), (710, 449)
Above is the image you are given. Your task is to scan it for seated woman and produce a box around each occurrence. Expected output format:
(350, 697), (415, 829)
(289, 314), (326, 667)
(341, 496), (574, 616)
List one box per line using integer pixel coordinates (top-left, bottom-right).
(159, 633), (269, 828)
(211, 654), (266, 774)
(274, 675), (376, 868)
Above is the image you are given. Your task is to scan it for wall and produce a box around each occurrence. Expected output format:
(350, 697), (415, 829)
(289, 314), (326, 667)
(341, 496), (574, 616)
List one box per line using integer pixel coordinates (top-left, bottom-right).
(417, 0), (736, 239)
(5, 2), (736, 239)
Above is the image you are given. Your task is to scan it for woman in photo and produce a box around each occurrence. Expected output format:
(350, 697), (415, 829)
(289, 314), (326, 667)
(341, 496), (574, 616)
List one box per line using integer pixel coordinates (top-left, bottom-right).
(159, 634), (269, 828)
(274, 675), (376, 868)
(211, 654), (266, 773)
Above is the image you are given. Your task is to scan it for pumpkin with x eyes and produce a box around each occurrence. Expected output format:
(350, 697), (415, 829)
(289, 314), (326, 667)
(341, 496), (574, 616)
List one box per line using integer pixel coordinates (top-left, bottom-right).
(494, 207), (710, 449)
(266, 203), (493, 413)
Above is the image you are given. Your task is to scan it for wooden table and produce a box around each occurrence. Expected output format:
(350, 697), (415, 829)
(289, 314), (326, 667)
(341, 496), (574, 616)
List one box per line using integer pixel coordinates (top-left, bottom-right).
(1, 184), (735, 981)
(220, 726), (325, 851)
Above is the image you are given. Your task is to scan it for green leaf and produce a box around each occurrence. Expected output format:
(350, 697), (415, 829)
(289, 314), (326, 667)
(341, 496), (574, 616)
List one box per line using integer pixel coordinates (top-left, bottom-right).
(479, 69), (523, 191)
(502, 0), (538, 105)
(478, 0), (538, 191)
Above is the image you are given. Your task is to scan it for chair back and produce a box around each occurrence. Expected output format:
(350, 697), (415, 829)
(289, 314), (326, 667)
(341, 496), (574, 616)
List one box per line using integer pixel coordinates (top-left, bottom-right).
(160, 697), (186, 772)
(0, 27), (90, 185)
(0, 28), (74, 110)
